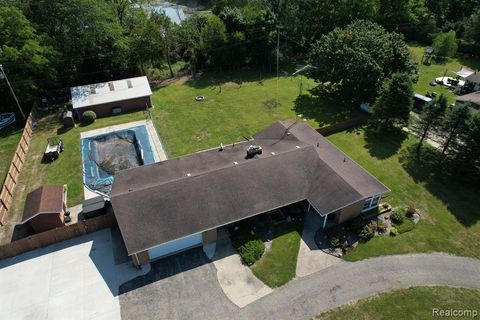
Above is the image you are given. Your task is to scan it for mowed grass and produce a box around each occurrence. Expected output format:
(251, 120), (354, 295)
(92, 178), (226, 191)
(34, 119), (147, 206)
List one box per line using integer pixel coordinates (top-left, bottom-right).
(151, 69), (361, 157)
(0, 128), (23, 183)
(317, 286), (480, 320)
(1, 111), (146, 244)
(328, 130), (480, 260)
(251, 222), (303, 288)
(409, 43), (480, 103)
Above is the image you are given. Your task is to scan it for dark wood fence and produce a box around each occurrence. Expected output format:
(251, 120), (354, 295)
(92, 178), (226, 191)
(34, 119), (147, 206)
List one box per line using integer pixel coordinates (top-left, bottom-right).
(0, 212), (117, 260)
(0, 108), (37, 226)
(316, 117), (365, 136)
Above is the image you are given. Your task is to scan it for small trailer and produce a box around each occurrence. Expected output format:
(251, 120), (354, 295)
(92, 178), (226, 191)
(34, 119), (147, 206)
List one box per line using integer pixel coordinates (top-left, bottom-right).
(44, 137), (64, 162)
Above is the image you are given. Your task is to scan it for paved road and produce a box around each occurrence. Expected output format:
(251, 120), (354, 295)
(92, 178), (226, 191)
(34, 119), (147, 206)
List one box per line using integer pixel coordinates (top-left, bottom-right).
(119, 253), (480, 320)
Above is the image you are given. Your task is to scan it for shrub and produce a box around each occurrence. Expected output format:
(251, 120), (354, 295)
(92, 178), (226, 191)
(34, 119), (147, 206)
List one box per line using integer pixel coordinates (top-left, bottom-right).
(390, 210), (405, 224)
(405, 205), (416, 218)
(238, 239), (264, 265)
(329, 235), (344, 248)
(376, 219), (388, 233)
(396, 219), (415, 234)
(359, 220), (377, 241)
(390, 227), (399, 237)
(346, 217), (364, 234)
(82, 110), (97, 123)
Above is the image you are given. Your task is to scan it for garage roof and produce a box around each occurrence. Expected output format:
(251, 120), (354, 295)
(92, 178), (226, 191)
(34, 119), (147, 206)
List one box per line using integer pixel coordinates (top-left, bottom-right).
(70, 76), (152, 109)
(111, 121), (389, 255)
(22, 185), (64, 223)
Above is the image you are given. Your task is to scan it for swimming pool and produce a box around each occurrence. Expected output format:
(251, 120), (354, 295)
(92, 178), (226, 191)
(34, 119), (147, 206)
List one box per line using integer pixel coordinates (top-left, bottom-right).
(81, 125), (155, 196)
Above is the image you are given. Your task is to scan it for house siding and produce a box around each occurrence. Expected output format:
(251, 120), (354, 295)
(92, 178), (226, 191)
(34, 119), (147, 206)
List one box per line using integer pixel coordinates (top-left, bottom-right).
(335, 199), (365, 224)
(76, 96), (152, 119)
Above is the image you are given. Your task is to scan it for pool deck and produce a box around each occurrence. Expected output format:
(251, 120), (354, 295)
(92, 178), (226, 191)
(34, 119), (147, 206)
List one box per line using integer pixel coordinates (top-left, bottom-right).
(81, 120), (167, 200)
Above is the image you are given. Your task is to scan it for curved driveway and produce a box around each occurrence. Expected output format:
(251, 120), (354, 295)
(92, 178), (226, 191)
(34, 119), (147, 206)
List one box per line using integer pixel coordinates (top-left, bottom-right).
(120, 252), (480, 320)
(239, 254), (480, 319)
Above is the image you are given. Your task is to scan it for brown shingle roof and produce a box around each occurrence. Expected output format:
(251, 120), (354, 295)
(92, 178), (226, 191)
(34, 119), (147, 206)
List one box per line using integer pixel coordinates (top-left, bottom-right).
(111, 121), (389, 255)
(466, 71), (480, 83)
(456, 92), (480, 107)
(22, 185), (64, 223)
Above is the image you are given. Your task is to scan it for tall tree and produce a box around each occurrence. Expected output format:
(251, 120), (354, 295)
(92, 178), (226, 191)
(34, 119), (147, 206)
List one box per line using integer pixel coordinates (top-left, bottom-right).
(26, 0), (127, 84)
(0, 6), (57, 107)
(440, 103), (471, 155)
(453, 112), (480, 181)
(465, 9), (480, 48)
(200, 15), (228, 69)
(432, 30), (458, 57)
(371, 72), (414, 131)
(416, 94), (447, 152)
(308, 20), (416, 104)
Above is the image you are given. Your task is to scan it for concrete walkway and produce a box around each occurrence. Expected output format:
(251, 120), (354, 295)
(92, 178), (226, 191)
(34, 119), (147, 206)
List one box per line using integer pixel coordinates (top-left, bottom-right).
(211, 229), (273, 308)
(0, 229), (149, 320)
(296, 210), (341, 277)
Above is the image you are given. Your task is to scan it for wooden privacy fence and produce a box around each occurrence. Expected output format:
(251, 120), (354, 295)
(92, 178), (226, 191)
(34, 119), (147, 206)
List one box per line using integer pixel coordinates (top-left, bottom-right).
(0, 109), (36, 226)
(316, 117), (366, 136)
(0, 212), (116, 260)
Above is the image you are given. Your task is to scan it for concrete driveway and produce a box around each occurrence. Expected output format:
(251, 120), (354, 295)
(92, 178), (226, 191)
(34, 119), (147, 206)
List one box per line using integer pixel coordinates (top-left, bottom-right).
(296, 210), (341, 277)
(211, 228), (272, 307)
(0, 229), (148, 320)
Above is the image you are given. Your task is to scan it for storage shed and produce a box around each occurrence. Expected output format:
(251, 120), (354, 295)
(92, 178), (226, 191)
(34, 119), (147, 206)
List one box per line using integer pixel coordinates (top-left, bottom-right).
(70, 76), (153, 119)
(21, 185), (67, 233)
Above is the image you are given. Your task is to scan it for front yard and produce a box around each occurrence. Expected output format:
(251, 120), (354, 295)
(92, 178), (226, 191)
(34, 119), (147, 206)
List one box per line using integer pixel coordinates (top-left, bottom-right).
(317, 286), (480, 320)
(328, 129), (480, 261)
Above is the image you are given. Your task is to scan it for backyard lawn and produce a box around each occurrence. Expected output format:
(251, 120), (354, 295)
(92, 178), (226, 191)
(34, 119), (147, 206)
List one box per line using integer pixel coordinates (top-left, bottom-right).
(317, 286), (480, 320)
(0, 128), (23, 184)
(0, 111), (145, 244)
(328, 130), (480, 260)
(151, 69), (361, 157)
(409, 43), (480, 104)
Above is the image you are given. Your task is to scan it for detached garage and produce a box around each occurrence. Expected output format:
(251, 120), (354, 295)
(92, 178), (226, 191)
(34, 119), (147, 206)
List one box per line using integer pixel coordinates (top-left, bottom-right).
(70, 76), (152, 119)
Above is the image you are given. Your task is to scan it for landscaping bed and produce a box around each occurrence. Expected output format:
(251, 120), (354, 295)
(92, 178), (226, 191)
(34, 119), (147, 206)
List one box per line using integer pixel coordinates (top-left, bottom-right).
(316, 203), (420, 258)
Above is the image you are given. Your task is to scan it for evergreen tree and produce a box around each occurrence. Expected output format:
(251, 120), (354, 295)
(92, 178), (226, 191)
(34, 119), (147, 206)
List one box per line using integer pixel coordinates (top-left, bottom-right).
(371, 72), (414, 131)
(440, 103), (471, 155)
(416, 94), (447, 152)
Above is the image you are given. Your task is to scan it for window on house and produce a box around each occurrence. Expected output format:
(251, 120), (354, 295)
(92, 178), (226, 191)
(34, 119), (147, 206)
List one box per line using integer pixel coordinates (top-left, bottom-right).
(371, 195), (381, 207)
(363, 197), (372, 210)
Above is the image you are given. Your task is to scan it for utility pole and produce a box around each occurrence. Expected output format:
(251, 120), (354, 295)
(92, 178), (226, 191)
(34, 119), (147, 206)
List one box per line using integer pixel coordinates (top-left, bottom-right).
(276, 24), (283, 103)
(0, 64), (26, 120)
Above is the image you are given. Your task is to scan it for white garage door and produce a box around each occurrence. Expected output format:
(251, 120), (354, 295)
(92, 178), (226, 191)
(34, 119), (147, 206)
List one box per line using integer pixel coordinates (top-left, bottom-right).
(148, 232), (203, 260)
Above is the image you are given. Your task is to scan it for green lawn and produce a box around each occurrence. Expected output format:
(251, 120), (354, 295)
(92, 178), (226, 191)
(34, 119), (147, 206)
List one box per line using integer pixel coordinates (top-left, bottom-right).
(251, 221), (303, 288)
(328, 130), (480, 260)
(0, 128), (23, 184)
(409, 43), (480, 103)
(151, 69), (361, 157)
(317, 286), (480, 320)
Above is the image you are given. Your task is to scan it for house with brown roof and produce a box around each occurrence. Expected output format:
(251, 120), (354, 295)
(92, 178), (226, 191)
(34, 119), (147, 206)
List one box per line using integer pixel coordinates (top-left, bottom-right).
(465, 71), (480, 92)
(21, 185), (67, 233)
(110, 121), (389, 266)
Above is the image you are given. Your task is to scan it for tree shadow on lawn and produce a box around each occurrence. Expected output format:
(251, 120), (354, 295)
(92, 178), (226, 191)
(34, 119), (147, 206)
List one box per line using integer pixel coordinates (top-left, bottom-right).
(183, 69), (276, 89)
(292, 94), (358, 127)
(364, 128), (408, 160)
(398, 144), (480, 227)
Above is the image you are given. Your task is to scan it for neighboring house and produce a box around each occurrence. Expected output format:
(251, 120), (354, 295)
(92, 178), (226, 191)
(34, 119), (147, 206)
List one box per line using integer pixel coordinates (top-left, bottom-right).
(21, 185), (67, 233)
(456, 91), (480, 110)
(464, 71), (480, 92)
(110, 121), (389, 267)
(70, 76), (153, 119)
